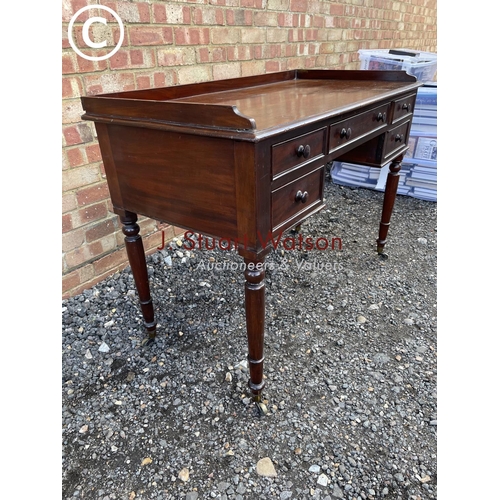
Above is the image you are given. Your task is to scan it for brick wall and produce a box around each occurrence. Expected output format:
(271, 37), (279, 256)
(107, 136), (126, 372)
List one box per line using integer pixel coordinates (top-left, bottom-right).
(62, 0), (437, 298)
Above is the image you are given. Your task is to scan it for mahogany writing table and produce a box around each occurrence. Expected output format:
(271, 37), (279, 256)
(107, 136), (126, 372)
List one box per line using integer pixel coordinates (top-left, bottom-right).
(81, 70), (421, 404)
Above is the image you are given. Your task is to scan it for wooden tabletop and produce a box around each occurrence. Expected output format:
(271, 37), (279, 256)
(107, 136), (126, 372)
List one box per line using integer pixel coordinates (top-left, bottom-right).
(174, 78), (418, 132)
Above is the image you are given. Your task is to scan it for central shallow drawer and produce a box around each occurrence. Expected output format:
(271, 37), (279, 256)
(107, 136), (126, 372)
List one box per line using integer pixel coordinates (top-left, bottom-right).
(272, 167), (324, 231)
(329, 103), (390, 154)
(272, 128), (326, 178)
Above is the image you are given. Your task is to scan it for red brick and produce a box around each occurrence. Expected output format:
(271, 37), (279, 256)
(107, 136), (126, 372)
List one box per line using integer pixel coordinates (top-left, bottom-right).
(62, 269), (82, 296)
(227, 46), (253, 61)
(62, 123), (94, 146)
(131, 49), (145, 65)
(76, 183), (110, 206)
(290, 0), (308, 12)
(143, 230), (165, 254)
(312, 15), (325, 28)
(197, 47), (227, 64)
(62, 53), (76, 74)
(193, 7), (225, 25)
(63, 193), (77, 214)
(107, 50), (128, 70)
(174, 27), (210, 45)
(62, 77), (82, 99)
(78, 202), (109, 225)
(62, 214), (73, 233)
(265, 60), (281, 72)
(136, 75), (151, 89)
(330, 4), (345, 16)
(158, 47), (196, 66)
(62, 228), (85, 253)
(75, 53), (108, 74)
(88, 240), (104, 258)
(226, 9), (253, 26)
(129, 27), (173, 46)
(288, 29), (305, 42)
(152, 4), (167, 23)
(241, 0), (264, 7)
(64, 246), (89, 269)
(137, 2), (151, 22)
(278, 12), (299, 27)
(157, 4), (191, 24)
(85, 143), (102, 163)
(93, 246), (128, 275)
(305, 29), (319, 41)
(85, 218), (118, 242)
(66, 147), (86, 168)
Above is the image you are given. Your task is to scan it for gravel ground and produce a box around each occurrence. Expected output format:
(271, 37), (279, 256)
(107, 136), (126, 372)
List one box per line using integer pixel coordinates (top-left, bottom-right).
(62, 174), (437, 500)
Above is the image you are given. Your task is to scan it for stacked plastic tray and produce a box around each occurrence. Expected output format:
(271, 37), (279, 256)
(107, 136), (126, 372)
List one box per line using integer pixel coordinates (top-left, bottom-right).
(400, 84), (437, 201)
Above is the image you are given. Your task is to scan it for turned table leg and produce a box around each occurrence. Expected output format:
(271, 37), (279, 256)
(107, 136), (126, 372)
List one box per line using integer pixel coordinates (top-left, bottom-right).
(377, 154), (403, 254)
(120, 211), (157, 341)
(244, 258), (266, 402)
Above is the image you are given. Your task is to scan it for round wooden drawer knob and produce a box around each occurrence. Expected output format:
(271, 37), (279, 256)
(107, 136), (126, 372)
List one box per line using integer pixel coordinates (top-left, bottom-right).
(295, 190), (309, 203)
(296, 144), (311, 158)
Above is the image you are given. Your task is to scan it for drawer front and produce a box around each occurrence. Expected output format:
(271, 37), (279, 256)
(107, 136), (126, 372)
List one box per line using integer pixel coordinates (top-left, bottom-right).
(382, 120), (411, 161)
(392, 93), (417, 123)
(329, 103), (390, 154)
(272, 167), (324, 230)
(272, 128), (326, 178)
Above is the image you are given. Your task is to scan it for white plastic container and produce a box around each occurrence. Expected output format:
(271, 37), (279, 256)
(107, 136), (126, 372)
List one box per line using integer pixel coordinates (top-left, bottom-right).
(358, 48), (437, 82)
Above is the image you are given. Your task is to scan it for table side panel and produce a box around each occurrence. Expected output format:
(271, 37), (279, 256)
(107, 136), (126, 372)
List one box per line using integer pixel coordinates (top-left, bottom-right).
(104, 125), (239, 239)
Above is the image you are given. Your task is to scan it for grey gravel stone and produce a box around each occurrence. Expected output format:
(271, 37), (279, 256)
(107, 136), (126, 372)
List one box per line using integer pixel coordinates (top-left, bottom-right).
(317, 473), (328, 486)
(332, 484), (344, 498)
(217, 482), (230, 491)
(98, 342), (109, 353)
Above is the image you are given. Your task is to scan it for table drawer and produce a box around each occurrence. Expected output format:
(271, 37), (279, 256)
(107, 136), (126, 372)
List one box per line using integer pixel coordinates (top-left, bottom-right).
(329, 103), (390, 154)
(272, 128), (326, 178)
(381, 120), (411, 162)
(272, 167), (324, 230)
(392, 93), (416, 124)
